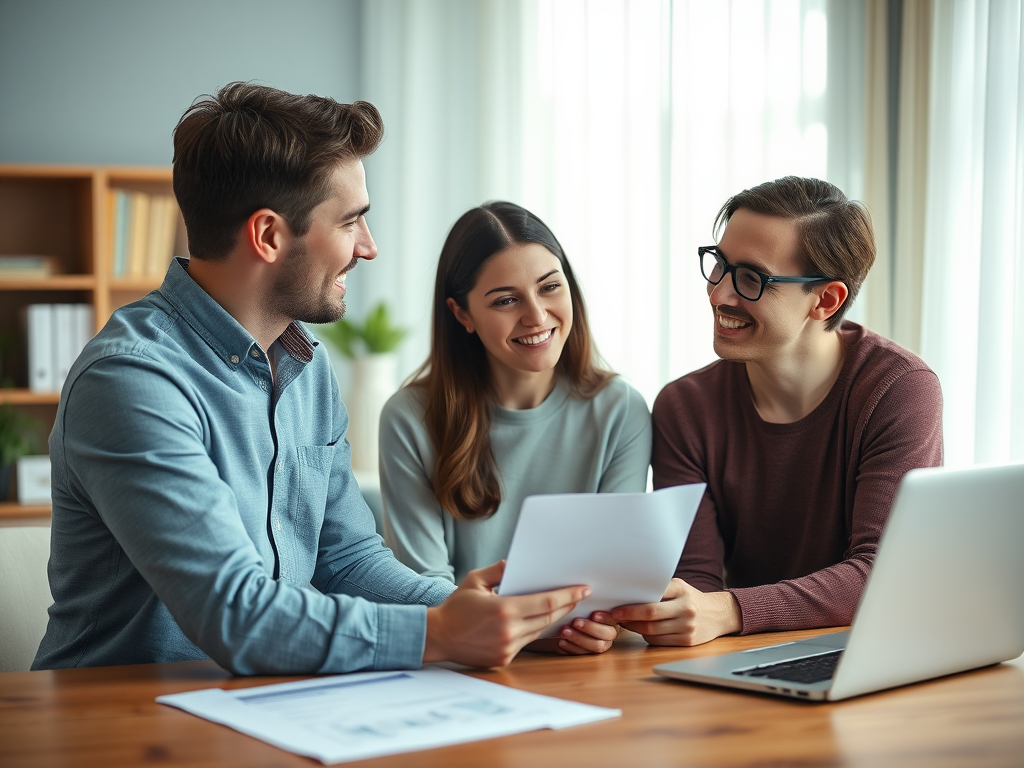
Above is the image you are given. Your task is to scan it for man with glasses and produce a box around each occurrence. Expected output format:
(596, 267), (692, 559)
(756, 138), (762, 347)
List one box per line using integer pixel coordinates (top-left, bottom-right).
(612, 177), (943, 645)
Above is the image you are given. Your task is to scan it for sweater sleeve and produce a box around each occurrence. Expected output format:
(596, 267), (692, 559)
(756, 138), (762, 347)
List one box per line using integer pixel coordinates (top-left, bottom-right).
(596, 383), (653, 493)
(729, 368), (944, 634)
(651, 381), (727, 592)
(379, 389), (458, 584)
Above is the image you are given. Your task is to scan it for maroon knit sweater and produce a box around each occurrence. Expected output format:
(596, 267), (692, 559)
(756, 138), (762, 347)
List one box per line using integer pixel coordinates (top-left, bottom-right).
(652, 322), (943, 634)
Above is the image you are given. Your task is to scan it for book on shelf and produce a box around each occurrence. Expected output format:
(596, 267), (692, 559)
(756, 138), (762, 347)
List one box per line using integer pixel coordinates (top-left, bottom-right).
(110, 190), (179, 279)
(126, 191), (150, 278)
(146, 194), (179, 277)
(106, 189), (119, 277)
(112, 190), (131, 277)
(24, 303), (96, 394)
(0, 255), (58, 279)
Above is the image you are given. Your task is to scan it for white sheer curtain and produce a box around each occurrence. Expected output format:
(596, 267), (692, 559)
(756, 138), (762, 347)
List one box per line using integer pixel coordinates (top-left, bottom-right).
(516, 0), (673, 403)
(488, 0), (832, 404)
(663, 0), (831, 393)
(353, 0), (532, 386)
(920, 0), (1024, 466)
(357, 0), (841, 406)
(352, 0), (1023, 470)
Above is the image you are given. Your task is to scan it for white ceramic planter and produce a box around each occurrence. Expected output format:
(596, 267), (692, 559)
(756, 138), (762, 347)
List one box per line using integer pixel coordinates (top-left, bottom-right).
(345, 353), (398, 474)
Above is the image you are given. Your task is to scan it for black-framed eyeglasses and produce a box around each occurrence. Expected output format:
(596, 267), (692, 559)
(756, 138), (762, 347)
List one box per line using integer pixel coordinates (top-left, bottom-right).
(698, 246), (835, 302)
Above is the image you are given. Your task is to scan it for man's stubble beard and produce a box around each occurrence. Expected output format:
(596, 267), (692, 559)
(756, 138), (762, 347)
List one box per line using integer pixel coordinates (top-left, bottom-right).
(269, 237), (350, 325)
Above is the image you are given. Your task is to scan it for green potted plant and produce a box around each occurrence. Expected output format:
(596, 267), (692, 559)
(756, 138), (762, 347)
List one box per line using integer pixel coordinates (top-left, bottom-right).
(317, 301), (408, 358)
(317, 302), (408, 474)
(0, 404), (41, 501)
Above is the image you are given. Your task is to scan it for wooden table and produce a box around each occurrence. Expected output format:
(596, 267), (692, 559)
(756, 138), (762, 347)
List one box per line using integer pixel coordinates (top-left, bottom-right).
(2, 629), (1022, 767)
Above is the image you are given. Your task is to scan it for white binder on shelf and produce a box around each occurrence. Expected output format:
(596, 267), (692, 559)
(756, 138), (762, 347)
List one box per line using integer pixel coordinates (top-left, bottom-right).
(75, 303), (95, 357)
(53, 303), (76, 391)
(27, 303), (55, 393)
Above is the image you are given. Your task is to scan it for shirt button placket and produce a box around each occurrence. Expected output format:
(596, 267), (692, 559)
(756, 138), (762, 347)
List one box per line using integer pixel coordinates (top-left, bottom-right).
(273, 461), (285, 578)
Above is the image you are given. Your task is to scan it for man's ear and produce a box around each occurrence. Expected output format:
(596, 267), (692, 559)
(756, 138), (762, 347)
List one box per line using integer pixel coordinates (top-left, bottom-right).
(445, 297), (474, 333)
(810, 280), (849, 323)
(243, 208), (290, 265)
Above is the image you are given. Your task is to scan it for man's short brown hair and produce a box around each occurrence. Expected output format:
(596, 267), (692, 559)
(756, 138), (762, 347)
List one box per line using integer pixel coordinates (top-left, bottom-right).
(172, 82), (384, 260)
(715, 177), (876, 330)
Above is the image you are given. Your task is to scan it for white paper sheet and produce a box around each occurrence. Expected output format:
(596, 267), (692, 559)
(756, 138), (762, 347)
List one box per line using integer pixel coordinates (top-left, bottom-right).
(157, 666), (619, 764)
(498, 483), (705, 637)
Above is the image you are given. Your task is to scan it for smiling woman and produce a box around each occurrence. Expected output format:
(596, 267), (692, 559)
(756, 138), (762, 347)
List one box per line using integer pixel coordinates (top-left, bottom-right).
(378, 201), (652, 656)
(445, 242), (574, 399)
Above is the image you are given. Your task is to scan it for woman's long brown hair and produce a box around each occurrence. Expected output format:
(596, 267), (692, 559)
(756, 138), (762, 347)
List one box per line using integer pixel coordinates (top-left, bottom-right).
(409, 201), (612, 520)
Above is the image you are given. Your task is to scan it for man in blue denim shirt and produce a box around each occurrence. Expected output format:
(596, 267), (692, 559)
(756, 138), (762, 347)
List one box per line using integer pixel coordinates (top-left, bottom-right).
(33, 83), (589, 674)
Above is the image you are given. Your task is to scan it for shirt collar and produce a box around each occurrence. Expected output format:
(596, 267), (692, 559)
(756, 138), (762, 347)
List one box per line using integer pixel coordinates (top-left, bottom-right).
(158, 257), (317, 369)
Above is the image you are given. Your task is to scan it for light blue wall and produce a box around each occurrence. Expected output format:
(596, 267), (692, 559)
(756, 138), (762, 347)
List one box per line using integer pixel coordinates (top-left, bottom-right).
(0, 0), (362, 165)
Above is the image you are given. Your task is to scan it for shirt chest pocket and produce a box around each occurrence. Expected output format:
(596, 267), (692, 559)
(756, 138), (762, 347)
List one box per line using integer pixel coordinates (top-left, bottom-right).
(274, 445), (336, 578)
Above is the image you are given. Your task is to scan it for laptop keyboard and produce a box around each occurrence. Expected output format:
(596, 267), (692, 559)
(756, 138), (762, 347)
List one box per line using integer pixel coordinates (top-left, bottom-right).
(732, 650), (843, 684)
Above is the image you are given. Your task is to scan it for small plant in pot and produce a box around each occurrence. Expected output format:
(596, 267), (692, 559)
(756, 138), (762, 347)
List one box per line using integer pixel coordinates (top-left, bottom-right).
(0, 404), (41, 500)
(317, 301), (408, 359)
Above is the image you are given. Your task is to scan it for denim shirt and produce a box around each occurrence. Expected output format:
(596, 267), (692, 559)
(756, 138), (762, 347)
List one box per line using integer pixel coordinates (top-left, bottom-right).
(33, 258), (454, 674)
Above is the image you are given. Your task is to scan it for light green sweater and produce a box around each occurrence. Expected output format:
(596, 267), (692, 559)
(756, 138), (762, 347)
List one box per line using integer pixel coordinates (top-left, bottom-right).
(380, 376), (652, 584)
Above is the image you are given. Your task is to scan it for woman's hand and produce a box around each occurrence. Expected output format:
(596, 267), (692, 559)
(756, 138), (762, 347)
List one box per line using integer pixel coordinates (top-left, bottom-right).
(525, 611), (621, 655)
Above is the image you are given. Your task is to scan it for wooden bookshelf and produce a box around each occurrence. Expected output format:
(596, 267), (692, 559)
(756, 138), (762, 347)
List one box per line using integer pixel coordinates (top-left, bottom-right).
(0, 390), (61, 406)
(0, 501), (51, 523)
(0, 165), (184, 522)
(0, 275), (96, 291)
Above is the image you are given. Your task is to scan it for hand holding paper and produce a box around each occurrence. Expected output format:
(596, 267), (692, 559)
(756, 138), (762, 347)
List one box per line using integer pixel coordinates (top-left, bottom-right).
(424, 560), (591, 667)
(498, 483), (706, 639)
(613, 576), (743, 646)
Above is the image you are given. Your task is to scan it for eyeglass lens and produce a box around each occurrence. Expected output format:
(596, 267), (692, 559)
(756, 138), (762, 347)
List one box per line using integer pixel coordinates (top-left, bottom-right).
(700, 249), (764, 301)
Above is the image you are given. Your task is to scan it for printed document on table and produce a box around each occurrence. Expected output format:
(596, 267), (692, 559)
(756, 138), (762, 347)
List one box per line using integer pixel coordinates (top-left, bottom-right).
(499, 483), (705, 637)
(157, 666), (619, 764)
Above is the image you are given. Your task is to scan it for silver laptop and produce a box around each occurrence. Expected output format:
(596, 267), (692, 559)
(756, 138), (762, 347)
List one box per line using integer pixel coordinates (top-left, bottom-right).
(653, 462), (1024, 701)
